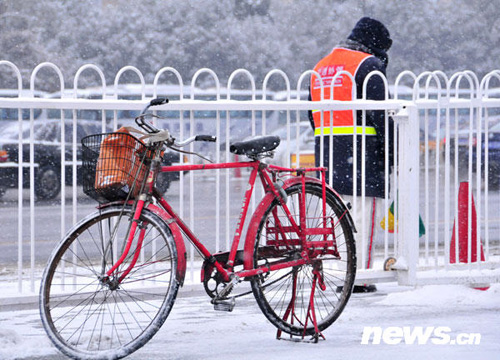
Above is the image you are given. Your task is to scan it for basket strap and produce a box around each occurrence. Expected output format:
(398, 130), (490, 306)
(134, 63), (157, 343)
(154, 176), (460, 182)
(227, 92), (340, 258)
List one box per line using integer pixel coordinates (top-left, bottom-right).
(119, 126), (172, 144)
(143, 130), (173, 143)
(119, 126), (150, 139)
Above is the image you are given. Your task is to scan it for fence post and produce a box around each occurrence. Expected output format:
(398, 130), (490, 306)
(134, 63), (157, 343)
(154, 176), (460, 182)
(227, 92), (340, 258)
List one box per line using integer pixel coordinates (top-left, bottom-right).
(0, 61), (24, 293)
(392, 103), (420, 286)
(29, 62), (65, 293)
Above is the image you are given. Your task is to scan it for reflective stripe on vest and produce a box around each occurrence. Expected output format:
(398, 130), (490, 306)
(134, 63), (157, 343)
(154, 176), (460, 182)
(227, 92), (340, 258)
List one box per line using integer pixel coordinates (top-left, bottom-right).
(314, 126), (377, 136)
(310, 48), (373, 130)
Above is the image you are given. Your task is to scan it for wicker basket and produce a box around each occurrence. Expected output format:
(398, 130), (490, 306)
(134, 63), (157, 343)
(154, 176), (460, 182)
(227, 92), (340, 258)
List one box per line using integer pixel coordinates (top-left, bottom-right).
(81, 132), (151, 202)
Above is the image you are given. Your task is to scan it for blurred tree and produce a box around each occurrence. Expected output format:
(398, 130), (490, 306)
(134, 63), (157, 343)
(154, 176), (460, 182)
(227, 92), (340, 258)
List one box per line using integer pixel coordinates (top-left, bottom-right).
(0, 0), (498, 92)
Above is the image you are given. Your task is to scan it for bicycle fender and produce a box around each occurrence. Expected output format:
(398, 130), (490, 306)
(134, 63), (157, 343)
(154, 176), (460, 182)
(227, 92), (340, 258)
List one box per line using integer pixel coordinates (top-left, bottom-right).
(97, 201), (187, 286)
(243, 194), (273, 271)
(242, 176), (356, 271)
(146, 204), (187, 286)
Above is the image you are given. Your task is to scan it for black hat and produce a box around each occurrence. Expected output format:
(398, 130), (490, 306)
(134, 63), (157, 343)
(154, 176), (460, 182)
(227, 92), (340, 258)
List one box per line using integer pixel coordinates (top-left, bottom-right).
(348, 17), (392, 52)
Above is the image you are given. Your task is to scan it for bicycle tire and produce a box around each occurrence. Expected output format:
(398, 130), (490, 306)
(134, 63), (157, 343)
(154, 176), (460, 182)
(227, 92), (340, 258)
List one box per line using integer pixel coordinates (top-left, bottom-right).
(39, 205), (180, 360)
(250, 182), (356, 337)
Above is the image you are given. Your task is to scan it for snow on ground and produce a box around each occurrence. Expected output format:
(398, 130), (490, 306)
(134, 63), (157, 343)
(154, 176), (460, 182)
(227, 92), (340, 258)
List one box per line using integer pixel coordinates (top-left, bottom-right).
(0, 283), (499, 360)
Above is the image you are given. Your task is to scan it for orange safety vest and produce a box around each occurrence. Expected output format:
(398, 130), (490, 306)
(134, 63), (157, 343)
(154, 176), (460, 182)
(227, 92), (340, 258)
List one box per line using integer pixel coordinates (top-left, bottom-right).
(311, 48), (376, 136)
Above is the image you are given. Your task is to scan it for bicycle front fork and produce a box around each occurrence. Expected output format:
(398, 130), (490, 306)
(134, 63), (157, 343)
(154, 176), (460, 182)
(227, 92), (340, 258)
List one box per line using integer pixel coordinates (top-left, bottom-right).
(100, 199), (148, 288)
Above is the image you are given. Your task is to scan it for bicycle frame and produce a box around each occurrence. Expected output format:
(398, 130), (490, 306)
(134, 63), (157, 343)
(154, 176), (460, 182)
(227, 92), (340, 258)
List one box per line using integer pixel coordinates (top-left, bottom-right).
(41, 100), (358, 358)
(104, 154), (337, 286)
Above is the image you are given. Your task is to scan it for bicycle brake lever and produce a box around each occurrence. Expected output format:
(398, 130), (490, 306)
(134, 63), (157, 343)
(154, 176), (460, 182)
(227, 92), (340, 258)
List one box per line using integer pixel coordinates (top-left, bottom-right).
(135, 115), (159, 134)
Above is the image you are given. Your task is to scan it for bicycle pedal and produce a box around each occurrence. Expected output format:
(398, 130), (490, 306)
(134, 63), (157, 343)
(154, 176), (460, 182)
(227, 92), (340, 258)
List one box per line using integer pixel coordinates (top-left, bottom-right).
(212, 297), (235, 312)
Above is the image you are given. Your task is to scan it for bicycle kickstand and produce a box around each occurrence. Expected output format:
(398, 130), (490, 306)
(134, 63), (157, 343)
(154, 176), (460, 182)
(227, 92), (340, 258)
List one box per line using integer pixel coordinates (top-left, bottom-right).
(302, 268), (326, 343)
(276, 268), (325, 343)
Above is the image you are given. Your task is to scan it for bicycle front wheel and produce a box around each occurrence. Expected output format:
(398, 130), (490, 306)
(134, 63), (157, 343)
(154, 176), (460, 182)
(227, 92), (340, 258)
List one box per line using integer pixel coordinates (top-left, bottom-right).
(40, 205), (180, 360)
(251, 182), (356, 337)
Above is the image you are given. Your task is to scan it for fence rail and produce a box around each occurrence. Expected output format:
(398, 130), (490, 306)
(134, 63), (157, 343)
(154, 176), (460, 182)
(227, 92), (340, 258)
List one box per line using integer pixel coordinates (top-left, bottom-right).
(1, 62), (500, 296)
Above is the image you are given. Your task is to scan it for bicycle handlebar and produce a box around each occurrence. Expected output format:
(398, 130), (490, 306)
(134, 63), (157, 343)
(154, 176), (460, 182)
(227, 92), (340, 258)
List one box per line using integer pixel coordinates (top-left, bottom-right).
(135, 97), (217, 149)
(135, 98), (168, 134)
(168, 135), (217, 148)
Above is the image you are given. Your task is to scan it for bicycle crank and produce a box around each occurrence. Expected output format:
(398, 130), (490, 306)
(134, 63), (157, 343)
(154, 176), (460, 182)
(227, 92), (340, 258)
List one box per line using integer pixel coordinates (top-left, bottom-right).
(201, 250), (244, 298)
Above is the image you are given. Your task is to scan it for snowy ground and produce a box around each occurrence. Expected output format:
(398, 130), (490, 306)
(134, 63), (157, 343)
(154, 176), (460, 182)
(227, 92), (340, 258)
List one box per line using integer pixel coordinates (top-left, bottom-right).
(0, 282), (499, 360)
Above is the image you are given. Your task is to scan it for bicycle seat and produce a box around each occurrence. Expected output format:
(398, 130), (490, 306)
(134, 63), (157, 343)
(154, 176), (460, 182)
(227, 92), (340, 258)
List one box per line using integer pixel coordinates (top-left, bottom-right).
(229, 136), (280, 157)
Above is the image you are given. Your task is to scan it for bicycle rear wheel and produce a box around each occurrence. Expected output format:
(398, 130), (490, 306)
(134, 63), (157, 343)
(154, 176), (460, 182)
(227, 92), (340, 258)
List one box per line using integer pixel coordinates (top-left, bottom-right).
(250, 182), (356, 337)
(40, 205), (180, 360)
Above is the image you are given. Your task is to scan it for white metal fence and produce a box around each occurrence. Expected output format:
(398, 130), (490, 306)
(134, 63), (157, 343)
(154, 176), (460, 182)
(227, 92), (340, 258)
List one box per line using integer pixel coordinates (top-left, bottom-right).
(0, 61), (499, 296)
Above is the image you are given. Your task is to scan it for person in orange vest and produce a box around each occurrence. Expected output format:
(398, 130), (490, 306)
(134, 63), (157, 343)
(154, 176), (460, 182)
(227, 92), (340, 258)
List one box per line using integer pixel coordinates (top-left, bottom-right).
(309, 17), (393, 292)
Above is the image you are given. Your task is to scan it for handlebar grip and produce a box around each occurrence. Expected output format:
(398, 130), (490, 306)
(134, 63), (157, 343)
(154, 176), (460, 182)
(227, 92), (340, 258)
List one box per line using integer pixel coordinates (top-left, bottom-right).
(136, 98), (169, 134)
(195, 135), (217, 142)
(150, 97), (169, 106)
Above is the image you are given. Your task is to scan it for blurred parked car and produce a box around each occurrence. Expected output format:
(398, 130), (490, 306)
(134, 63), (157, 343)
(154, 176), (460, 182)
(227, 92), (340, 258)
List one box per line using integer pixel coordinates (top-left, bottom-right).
(0, 119), (110, 200)
(444, 122), (500, 188)
(0, 117), (183, 200)
(480, 122), (500, 188)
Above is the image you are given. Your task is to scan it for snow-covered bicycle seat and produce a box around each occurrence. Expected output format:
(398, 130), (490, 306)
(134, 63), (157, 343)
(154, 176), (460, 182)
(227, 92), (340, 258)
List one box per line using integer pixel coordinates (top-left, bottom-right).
(229, 135), (280, 158)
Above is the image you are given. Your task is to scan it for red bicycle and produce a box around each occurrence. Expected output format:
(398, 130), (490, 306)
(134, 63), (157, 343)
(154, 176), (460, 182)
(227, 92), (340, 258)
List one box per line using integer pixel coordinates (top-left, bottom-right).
(39, 98), (356, 360)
